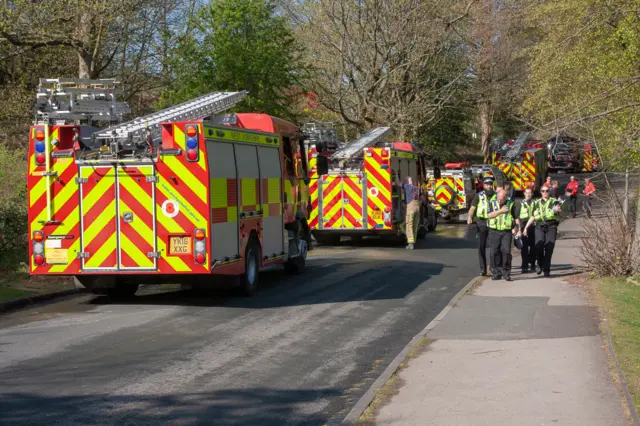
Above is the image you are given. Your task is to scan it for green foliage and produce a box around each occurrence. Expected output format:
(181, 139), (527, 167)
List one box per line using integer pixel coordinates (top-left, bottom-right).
(0, 145), (27, 271)
(523, 0), (640, 170)
(160, 0), (308, 120)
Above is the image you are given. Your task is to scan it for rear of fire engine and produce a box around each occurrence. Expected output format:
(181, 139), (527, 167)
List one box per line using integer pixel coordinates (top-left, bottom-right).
(27, 78), (308, 298)
(492, 132), (548, 193)
(307, 128), (436, 245)
(426, 162), (475, 222)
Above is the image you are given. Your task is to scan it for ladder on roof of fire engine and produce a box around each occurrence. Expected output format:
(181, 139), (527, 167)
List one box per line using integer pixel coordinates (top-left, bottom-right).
(503, 131), (532, 161)
(95, 90), (248, 145)
(331, 126), (392, 161)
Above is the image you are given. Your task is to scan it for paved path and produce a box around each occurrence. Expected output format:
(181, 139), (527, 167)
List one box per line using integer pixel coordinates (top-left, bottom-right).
(375, 218), (628, 425)
(0, 225), (477, 426)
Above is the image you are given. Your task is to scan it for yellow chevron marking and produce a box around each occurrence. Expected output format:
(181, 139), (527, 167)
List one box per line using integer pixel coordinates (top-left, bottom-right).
(173, 125), (207, 172)
(322, 178), (343, 228)
(363, 170), (391, 201)
(120, 233), (154, 268)
(156, 177), (206, 228)
(162, 156), (207, 204)
(119, 200), (155, 268)
(29, 173), (79, 231)
(83, 199), (116, 247)
(85, 232), (117, 269)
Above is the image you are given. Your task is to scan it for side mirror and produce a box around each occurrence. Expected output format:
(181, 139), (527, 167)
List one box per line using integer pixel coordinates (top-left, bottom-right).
(316, 155), (329, 176)
(315, 142), (325, 153)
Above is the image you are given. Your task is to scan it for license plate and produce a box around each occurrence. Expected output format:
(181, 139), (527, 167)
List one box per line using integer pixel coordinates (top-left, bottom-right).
(372, 210), (382, 220)
(169, 236), (192, 255)
(45, 248), (68, 264)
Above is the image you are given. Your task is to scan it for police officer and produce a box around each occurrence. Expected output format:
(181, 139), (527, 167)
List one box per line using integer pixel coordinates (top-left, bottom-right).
(523, 185), (561, 277)
(467, 177), (497, 276)
(487, 189), (516, 281)
(515, 187), (536, 273)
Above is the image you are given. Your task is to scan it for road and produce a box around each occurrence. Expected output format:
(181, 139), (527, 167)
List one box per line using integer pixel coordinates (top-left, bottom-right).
(0, 225), (478, 426)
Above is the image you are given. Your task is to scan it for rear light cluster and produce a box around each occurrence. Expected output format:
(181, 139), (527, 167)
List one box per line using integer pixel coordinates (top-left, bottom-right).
(185, 125), (199, 162)
(194, 228), (206, 264)
(34, 128), (46, 166)
(32, 231), (45, 266)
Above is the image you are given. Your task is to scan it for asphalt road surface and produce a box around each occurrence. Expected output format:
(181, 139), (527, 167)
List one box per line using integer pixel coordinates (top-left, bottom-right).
(0, 225), (478, 426)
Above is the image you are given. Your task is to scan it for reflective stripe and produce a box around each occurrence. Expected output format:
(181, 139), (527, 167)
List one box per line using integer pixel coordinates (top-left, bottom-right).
(519, 199), (534, 220)
(489, 199), (514, 230)
(533, 198), (558, 222)
(476, 193), (496, 219)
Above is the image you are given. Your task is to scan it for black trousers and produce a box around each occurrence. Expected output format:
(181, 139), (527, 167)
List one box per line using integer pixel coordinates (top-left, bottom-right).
(477, 220), (492, 274)
(520, 234), (536, 270)
(489, 229), (512, 278)
(569, 195), (577, 217)
(535, 223), (558, 274)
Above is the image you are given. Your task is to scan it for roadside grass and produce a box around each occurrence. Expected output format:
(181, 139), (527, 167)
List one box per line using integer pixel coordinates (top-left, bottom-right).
(0, 268), (74, 303)
(592, 277), (640, 412)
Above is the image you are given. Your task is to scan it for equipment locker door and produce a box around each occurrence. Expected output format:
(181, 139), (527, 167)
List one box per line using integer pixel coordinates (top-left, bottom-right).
(116, 165), (158, 270)
(79, 165), (118, 270)
(319, 174), (343, 229)
(340, 175), (365, 229)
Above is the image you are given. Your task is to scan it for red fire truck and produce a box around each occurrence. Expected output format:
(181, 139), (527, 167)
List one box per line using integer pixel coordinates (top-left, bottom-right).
(27, 78), (309, 298)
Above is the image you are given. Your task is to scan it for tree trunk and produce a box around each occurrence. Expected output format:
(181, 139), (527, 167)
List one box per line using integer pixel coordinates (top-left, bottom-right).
(479, 100), (492, 163)
(623, 162), (629, 217)
(77, 9), (94, 78)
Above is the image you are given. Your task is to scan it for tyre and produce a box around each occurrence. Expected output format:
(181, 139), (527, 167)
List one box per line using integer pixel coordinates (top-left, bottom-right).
(428, 215), (438, 231)
(417, 226), (427, 239)
(241, 238), (261, 297)
(285, 239), (307, 275)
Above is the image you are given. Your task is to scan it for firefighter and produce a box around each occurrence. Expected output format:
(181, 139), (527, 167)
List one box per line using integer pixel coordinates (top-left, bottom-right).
(467, 177), (497, 276)
(583, 178), (596, 218)
(515, 187), (536, 273)
(523, 185), (562, 277)
(402, 176), (421, 250)
(487, 189), (515, 281)
(565, 175), (579, 218)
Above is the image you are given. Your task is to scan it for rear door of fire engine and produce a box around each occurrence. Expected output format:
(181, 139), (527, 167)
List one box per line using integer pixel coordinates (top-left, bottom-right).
(78, 164), (158, 271)
(319, 173), (366, 229)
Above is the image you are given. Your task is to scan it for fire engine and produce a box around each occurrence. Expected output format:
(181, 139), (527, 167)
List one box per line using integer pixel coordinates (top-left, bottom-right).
(545, 135), (600, 173)
(426, 162), (476, 222)
(27, 78), (309, 298)
(307, 128), (436, 245)
(492, 132), (548, 193)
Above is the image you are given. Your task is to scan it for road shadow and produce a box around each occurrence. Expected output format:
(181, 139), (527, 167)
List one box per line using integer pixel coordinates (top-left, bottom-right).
(85, 256), (448, 310)
(0, 388), (341, 426)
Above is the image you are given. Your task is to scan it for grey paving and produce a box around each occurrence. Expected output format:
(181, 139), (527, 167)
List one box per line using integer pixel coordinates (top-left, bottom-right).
(376, 217), (628, 426)
(0, 224), (477, 426)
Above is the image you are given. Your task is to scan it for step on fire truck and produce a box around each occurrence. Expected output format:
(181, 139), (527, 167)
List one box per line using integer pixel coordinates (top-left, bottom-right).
(27, 78), (310, 298)
(308, 129), (436, 245)
(491, 132), (548, 193)
(426, 162), (476, 222)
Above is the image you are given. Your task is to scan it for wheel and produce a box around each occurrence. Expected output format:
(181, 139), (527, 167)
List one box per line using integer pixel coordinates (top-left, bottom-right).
(285, 239), (307, 274)
(241, 238), (261, 297)
(428, 215), (438, 231)
(313, 233), (340, 245)
(417, 226), (427, 239)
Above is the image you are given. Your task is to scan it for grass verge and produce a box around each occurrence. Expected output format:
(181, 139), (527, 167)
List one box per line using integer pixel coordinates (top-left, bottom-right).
(0, 269), (74, 303)
(591, 277), (640, 413)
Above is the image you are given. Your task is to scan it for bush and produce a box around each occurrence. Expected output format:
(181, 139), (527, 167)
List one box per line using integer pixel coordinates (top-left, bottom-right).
(580, 177), (640, 277)
(0, 144), (28, 271)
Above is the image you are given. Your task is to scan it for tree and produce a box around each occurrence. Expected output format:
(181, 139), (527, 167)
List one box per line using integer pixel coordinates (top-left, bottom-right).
(291, 0), (473, 140)
(160, 0), (308, 119)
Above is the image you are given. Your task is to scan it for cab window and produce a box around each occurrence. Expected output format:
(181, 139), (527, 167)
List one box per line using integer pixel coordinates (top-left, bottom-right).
(283, 136), (295, 176)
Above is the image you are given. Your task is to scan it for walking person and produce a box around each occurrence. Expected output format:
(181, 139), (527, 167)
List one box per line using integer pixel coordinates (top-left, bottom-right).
(515, 187), (536, 273)
(402, 176), (421, 250)
(565, 175), (579, 218)
(523, 186), (562, 277)
(487, 189), (516, 281)
(467, 177), (497, 276)
(583, 178), (597, 218)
